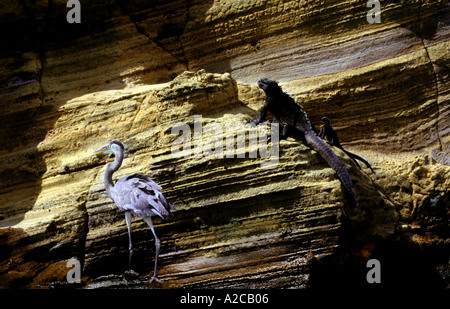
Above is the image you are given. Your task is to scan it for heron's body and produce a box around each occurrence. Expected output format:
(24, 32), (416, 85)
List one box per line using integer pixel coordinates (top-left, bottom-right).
(94, 140), (174, 283)
(113, 173), (173, 219)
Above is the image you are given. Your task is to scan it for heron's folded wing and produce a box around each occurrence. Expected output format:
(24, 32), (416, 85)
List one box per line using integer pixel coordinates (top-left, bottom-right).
(114, 174), (174, 218)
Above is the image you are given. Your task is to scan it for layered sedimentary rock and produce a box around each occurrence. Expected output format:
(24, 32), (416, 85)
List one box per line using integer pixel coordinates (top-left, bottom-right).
(0, 0), (449, 288)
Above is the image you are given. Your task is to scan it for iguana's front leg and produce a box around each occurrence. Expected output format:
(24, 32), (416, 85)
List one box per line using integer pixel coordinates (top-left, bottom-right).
(249, 102), (269, 125)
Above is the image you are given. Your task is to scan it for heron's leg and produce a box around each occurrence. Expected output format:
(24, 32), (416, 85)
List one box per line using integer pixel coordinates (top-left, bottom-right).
(125, 211), (133, 271)
(142, 216), (163, 283)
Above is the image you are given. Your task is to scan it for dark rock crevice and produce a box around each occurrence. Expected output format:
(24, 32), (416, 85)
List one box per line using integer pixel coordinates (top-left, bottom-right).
(114, 0), (190, 73)
(417, 0), (443, 153)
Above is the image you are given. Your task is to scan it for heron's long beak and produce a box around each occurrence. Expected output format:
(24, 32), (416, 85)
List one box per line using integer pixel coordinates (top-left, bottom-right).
(94, 145), (113, 154)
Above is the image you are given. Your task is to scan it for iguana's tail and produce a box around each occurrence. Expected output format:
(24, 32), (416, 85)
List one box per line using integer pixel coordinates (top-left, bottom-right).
(305, 131), (356, 214)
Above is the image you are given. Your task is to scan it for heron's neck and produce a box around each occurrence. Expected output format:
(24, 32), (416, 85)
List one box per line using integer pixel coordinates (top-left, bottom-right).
(104, 150), (123, 199)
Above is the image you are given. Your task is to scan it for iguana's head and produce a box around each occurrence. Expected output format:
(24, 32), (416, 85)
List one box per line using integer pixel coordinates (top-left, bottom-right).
(322, 116), (331, 125)
(257, 78), (283, 95)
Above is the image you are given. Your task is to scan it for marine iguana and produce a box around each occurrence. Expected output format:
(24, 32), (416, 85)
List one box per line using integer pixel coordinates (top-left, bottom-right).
(319, 116), (374, 173)
(250, 78), (356, 212)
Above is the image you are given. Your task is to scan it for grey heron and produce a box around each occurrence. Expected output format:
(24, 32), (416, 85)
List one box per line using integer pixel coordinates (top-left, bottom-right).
(94, 140), (175, 283)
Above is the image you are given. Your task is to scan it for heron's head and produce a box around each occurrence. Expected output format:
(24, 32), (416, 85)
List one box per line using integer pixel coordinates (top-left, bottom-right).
(321, 117), (331, 125)
(94, 140), (124, 155)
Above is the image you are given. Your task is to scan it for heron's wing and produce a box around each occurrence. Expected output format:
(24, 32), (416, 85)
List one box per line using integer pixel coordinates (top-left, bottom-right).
(113, 173), (175, 218)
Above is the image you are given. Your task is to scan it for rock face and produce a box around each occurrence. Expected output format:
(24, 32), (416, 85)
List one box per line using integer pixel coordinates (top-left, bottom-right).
(0, 0), (449, 288)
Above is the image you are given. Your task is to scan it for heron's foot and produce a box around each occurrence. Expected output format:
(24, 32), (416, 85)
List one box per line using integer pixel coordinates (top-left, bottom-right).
(147, 275), (164, 284)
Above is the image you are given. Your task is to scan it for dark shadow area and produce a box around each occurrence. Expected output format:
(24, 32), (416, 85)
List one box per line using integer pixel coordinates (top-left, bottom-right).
(115, 0), (192, 69)
(309, 231), (449, 290)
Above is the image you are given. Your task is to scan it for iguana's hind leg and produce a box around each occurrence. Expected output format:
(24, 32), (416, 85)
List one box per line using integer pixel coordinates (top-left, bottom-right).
(281, 124), (306, 143)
